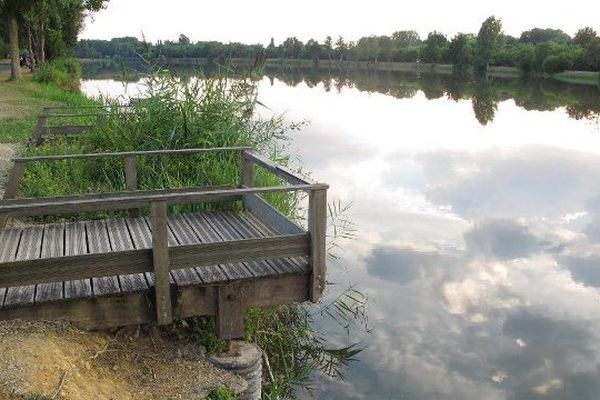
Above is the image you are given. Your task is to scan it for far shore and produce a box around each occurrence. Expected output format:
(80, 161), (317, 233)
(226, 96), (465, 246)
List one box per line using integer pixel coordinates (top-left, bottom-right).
(78, 57), (600, 86)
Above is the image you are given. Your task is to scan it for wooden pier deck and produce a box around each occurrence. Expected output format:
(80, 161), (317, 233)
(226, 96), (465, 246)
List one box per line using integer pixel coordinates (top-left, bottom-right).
(0, 147), (327, 338)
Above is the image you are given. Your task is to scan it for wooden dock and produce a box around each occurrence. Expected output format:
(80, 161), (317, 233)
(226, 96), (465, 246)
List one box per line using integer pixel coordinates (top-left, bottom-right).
(0, 147), (327, 339)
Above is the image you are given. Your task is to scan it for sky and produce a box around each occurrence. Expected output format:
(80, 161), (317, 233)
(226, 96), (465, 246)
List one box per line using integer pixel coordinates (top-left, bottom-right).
(81, 0), (600, 45)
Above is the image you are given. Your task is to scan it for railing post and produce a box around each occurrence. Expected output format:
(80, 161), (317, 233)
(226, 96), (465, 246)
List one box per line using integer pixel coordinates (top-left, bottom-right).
(124, 155), (139, 217)
(241, 150), (254, 188)
(150, 201), (172, 325)
(308, 186), (327, 302)
(0, 160), (27, 230)
(32, 108), (49, 146)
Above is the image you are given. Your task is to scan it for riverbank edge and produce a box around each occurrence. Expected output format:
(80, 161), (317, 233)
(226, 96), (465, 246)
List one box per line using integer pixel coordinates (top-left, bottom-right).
(79, 57), (600, 86)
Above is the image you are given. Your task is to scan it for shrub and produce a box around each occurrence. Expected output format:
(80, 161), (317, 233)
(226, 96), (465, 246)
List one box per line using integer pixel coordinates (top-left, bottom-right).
(543, 54), (573, 74)
(33, 57), (82, 92)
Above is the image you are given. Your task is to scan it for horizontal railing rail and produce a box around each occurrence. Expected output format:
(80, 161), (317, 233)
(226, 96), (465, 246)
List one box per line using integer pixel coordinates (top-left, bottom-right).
(12, 146), (252, 163)
(0, 184), (326, 218)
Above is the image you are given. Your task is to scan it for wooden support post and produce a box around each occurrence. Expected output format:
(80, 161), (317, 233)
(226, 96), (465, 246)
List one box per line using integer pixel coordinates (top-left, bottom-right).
(241, 151), (254, 188)
(216, 282), (244, 339)
(32, 109), (49, 146)
(308, 188), (327, 302)
(0, 160), (27, 230)
(150, 201), (172, 325)
(124, 155), (139, 218)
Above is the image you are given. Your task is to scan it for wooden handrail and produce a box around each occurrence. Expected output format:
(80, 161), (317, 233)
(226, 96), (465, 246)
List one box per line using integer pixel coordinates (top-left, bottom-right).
(242, 150), (314, 186)
(0, 184), (327, 218)
(12, 147), (253, 163)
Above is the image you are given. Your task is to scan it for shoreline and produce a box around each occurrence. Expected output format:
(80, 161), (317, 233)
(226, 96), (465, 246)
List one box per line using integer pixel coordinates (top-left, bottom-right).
(78, 57), (600, 86)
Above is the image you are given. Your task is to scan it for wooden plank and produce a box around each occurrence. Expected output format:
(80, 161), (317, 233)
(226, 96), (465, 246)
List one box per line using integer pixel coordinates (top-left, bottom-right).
(126, 217), (157, 286)
(4, 226), (43, 307)
(32, 110), (48, 146)
(308, 188), (327, 302)
(244, 193), (305, 235)
(243, 150), (313, 185)
(63, 221), (92, 299)
(0, 232), (309, 287)
(106, 218), (148, 292)
(87, 220), (121, 296)
(35, 223), (64, 303)
(0, 184), (325, 219)
(0, 160), (27, 230)
(150, 201), (172, 325)
(180, 213), (228, 283)
(13, 147), (252, 162)
(241, 152), (254, 187)
(166, 214), (202, 286)
(0, 228), (21, 308)
(0, 274), (311, 329)
(199, 213), (253, 280)
(124, 155), (139, 218)
(235, 212), (306, 275)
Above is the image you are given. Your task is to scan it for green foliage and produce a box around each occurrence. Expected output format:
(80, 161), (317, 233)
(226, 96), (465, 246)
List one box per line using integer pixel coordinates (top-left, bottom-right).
(448, 33), (474, 70)
(519, 28), (571, 45)
(475, 16), (503, 71)
(33, 57), (82, 91)
(543, 54), (573, 74)
(422, 31), (449, 63)
(206, 386), (239, 400)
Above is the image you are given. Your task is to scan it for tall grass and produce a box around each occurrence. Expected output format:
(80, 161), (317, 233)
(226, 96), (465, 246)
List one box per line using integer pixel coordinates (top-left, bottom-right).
(33, 57), (82, 92)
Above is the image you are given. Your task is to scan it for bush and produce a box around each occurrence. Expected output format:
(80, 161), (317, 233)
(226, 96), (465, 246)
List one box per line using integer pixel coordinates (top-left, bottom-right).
(543, 54), (573, 74)
(33, 57), (82, 92)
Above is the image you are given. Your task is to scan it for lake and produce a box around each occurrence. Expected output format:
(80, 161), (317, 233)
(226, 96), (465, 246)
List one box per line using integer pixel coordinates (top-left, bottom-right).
(81, 64), (600, 400)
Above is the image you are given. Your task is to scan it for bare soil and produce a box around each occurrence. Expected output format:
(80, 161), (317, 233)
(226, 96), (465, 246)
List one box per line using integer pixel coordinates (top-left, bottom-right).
(0, 321), (246, 400)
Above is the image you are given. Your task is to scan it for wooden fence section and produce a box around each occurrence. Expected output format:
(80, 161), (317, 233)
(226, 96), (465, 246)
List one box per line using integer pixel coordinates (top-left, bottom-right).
(0, 147), (328, 338)
(30, 105), (134, 146)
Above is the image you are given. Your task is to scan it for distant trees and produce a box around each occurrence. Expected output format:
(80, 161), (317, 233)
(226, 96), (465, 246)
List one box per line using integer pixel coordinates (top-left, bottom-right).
(71, 17), (600, 76)
(448, 33), (474, 70)
(422, 31), (449, 63)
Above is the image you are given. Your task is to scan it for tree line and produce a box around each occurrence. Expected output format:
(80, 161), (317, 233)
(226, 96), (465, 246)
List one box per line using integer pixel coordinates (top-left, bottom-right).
(0, 0), (108, 80)
(74, 17), (600, 75)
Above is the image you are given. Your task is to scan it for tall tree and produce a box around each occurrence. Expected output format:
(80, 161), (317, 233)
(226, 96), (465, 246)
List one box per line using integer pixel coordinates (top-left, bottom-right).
(475, 16), (503, 73)
(422, 31), (449, 63)
(448, 33), (474, 70)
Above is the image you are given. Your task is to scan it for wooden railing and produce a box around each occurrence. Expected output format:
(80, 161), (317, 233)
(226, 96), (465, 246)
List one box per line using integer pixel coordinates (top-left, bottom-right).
(0, 147), (328, 322)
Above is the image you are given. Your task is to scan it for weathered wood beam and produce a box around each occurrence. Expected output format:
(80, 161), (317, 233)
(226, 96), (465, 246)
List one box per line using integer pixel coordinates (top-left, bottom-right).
(12, 146), (252, 163)
(0, 160), (27, 230)
(0, 234), (310, 287)
(244, 193), (305, 234)
(150, 201), (172, 325)
(0, 274), (310, 331)
(217, 282), (244, 339)
(0, 184), (325, 218)
(308, 188), (327, 302)
(243, 150), (313, 185)
(124, 155), (139, 218)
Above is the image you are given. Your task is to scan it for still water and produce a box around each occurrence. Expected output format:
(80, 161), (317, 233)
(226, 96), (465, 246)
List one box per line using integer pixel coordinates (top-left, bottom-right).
(82, 67), (600, 400)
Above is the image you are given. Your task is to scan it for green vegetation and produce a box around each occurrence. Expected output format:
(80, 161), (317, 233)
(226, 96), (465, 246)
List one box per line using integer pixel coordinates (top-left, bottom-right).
(76, 19), (600, 80)
(0, 66), (96, 143)
(206, 386), (239, 400)
(0, 0), (109, 80)
(33, 57), (82, 91)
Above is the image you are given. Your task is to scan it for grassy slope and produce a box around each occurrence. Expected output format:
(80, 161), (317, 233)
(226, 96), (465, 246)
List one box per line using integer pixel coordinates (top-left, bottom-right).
(0, 61), (95, 144)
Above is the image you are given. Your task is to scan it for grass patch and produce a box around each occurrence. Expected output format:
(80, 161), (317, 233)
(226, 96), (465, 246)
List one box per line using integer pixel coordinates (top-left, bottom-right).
(553, 70), (600, 86)
(0, 73), (97, 144)
(206, 386), (239, 400)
